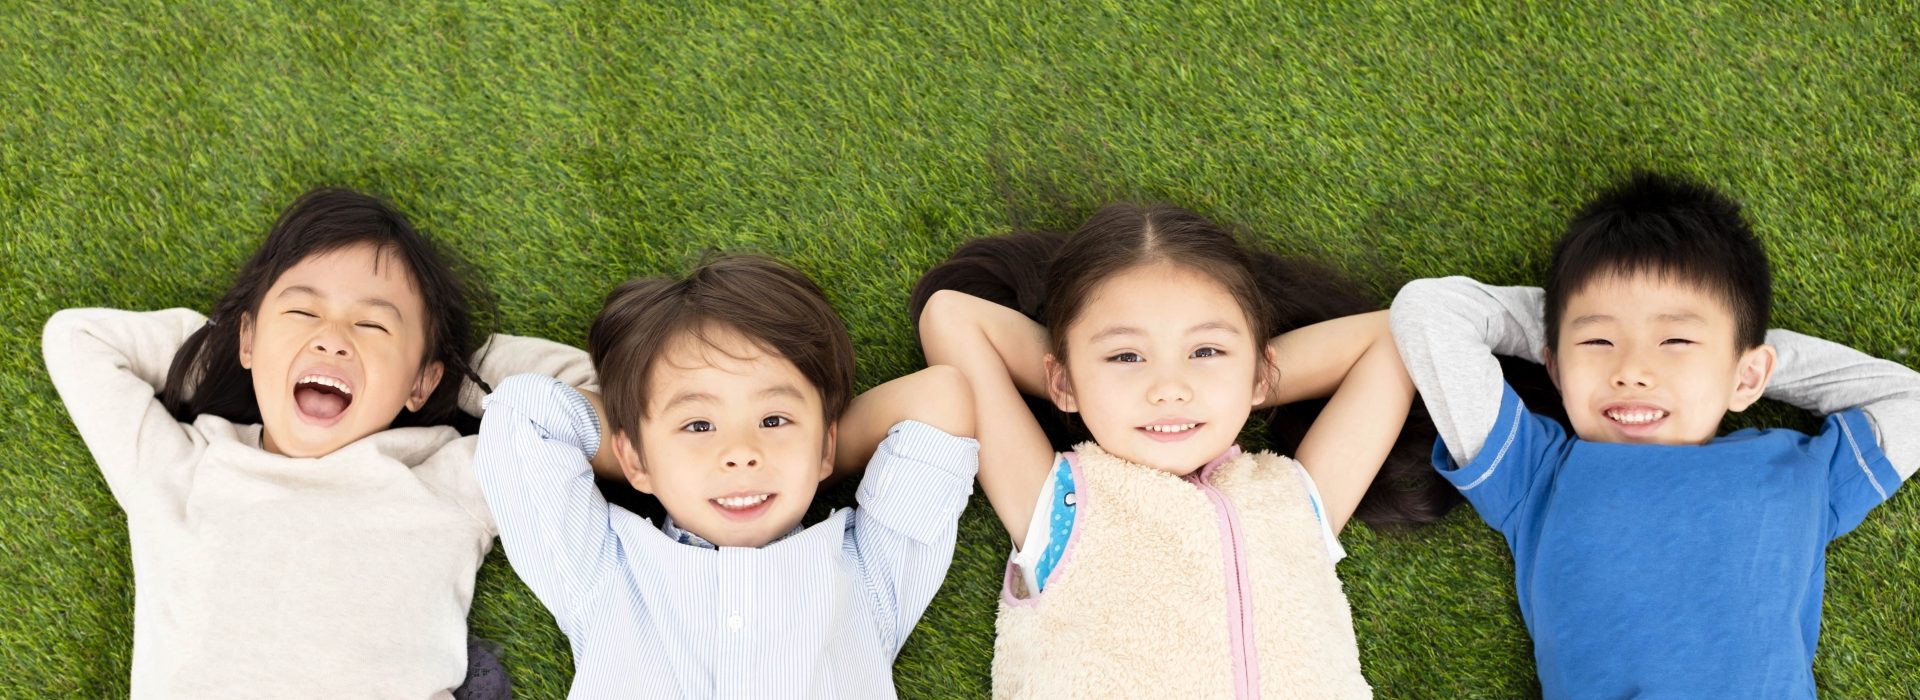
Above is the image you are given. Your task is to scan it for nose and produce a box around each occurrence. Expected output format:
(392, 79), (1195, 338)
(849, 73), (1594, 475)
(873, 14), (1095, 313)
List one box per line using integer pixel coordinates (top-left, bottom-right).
(721, 436), (763, 469)
(1610, 349), (1656, 389)
(310, 327), (352, 358)
(1147, 368), (1192, 406)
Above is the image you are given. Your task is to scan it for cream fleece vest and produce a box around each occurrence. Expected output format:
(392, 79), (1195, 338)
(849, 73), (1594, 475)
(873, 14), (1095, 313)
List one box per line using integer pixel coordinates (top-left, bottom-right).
(992, 443), (1370, 699)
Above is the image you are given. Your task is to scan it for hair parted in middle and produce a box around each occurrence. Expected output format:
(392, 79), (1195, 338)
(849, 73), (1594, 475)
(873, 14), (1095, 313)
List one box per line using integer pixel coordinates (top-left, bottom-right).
(588, 254), (857, 451)
(911, 202), (1461, 528)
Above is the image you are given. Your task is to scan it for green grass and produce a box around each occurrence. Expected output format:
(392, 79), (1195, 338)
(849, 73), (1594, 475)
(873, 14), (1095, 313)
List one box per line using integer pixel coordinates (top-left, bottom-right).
(4, 1), (1919, 697)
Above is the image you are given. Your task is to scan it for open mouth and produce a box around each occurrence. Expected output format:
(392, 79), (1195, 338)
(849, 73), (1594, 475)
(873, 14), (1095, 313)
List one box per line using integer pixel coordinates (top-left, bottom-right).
(293, 374), (355, 424)
(1603, 406), (1667, 435)
(710, 492), (776, 521)
(1137, 421), (1204, 442)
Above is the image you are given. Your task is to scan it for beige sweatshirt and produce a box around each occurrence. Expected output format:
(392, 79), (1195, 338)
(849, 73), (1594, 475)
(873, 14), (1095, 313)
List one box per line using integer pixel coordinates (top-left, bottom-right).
(42, 308), (595, 700)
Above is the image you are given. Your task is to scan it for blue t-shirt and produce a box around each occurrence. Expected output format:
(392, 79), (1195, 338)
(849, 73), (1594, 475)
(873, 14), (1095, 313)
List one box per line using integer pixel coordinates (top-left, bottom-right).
(1437, 383), (1905, 699)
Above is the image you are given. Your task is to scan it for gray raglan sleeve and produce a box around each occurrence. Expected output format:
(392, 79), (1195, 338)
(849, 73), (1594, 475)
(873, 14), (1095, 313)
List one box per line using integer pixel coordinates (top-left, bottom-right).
(1764, 329), (1920, 479)
(1390, 277), (1550, 465)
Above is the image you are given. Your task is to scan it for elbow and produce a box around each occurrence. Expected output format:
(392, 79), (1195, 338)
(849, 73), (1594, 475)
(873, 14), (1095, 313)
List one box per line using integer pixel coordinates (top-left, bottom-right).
(916, 290), (974, 361)
(910, 364), (976, 438)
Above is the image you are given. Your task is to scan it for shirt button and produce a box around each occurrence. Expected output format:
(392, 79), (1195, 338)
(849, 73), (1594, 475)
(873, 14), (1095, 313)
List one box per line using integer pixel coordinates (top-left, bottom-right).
(727, 613), (743, 631)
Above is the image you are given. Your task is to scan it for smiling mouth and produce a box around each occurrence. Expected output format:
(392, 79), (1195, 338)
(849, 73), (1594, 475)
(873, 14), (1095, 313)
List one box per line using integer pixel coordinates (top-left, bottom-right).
(293, 375), (355, 422)
(1604, 408), (1668, 426)
(710, 493), (776, 520)
(1137, 422), (1204, 442)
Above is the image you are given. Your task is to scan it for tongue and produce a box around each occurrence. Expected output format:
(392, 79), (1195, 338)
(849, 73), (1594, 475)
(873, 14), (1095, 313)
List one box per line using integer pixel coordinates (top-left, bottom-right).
(295, 386), (348, 420)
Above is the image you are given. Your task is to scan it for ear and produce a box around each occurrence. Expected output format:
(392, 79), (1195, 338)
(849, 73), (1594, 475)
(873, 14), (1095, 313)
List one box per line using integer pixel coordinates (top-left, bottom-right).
(1542, 345), (1562, 393)
(816, 421), (838, 482)
(405, 360), (445, 412)
(237, 312), (256, 369)
(1727, 343), (1778, 412)
(1044, 353), (1078, 413)
(1253, 345), (1278, 407)
(612, 431), (654, 494)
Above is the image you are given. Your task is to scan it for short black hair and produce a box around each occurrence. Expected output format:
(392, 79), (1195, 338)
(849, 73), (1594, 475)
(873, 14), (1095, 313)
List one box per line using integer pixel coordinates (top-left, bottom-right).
(1544, 171), (1771, 351)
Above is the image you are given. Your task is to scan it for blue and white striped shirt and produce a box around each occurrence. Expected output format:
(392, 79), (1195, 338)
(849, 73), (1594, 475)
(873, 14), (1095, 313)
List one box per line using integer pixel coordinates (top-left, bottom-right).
(474, 374), (980, 699)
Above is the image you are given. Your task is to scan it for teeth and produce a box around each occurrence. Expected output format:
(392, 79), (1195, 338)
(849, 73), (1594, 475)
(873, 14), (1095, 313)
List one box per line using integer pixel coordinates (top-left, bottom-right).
(1606, 409), (1667, 425)
(1143, 423), (1197, 433)
(712, 494), (771, 509)
(297, 375), (352, 396)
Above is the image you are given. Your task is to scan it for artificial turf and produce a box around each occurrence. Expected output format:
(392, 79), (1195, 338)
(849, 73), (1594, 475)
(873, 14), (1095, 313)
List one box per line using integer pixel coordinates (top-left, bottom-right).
(3, 2), (1917, 697)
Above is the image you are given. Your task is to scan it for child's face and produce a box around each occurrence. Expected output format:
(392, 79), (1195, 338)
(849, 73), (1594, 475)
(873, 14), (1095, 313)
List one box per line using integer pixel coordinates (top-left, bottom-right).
(614, 326), (834, 548)
(240, 242), (443, 458)
(1546, 272), (1775, 445)
(1046, 263), (1266, 475)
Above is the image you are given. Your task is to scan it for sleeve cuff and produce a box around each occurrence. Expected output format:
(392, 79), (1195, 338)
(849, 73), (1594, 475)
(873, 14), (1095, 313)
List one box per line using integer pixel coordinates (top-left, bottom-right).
(1433, 383), (1526, 493)
(483, 374), (604, 458)
(856, 420), (982, 544)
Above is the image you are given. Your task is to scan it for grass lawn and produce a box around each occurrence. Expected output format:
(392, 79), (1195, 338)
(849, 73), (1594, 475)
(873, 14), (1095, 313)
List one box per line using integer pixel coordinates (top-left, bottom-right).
(4, 2), (1918, 697)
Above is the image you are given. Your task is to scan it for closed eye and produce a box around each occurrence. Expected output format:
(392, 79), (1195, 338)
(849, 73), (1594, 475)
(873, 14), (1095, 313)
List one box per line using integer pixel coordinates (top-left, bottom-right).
(1106, 352), (1143, 363)
(286, 309), (317, 318)
(356, 322), (390, 334)
(1662, 338), (1695, 346)
(1577, 339), (1613, 347)
(681, 420), (714, 433)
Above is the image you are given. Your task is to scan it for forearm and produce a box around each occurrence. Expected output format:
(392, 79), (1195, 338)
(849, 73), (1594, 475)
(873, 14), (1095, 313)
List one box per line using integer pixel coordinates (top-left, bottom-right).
(1292, 334), (1417, 533)
(1261, 310), (1390, 408)
(1390, 277), (1546, 464)
(832, 365), (976, 483)
(460, 334), (598, 416)
(1766, 329), (1920, 477)
(917, 290), (1056, 543)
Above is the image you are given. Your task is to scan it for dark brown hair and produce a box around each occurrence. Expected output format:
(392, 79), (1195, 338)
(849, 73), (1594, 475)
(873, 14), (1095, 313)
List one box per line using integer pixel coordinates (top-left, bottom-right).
(160, 187), (486, 431)
(588, 255), (856, 449)
(911, 203), (1459, 528)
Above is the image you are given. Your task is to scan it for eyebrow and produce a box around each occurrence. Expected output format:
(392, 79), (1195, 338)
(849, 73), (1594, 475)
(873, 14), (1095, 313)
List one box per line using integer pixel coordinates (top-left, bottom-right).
(1569, 312), (1706, 329)
(277, 285), (405, 321)
(659, 384), (806, 413)
(1086, 320), (1242, 344)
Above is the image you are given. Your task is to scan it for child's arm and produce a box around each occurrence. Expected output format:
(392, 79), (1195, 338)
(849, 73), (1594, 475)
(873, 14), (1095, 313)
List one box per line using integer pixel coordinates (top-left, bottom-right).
(1389, 277), (1569, 535)
(917, 290), (1057, 544)
(830, 365), (977, 484)
(42, 308), (209, 516)
(1389, 277), (1550, 465)
(1262, 311), (1417, 533)
(1764, 329), (1920, 479)
(472, 374), (617, 631)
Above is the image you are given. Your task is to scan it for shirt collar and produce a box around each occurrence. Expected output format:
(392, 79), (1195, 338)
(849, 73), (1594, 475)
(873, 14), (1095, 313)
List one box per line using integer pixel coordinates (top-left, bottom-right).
(661, 516), (805, 550)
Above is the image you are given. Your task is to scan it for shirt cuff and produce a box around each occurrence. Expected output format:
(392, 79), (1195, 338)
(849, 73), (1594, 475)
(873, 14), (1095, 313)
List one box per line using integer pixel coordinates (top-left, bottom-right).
(856, 420), (982, 544)
(483, 374), (604, 459)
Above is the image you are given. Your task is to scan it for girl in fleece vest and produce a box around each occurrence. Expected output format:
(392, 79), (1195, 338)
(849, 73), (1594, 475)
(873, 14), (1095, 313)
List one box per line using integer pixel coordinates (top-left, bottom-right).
(42, 188), (594, 699)
(913, 204), (1445, 699)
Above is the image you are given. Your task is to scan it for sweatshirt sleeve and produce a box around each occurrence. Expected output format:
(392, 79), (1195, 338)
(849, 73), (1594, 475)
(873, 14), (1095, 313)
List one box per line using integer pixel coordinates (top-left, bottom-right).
(42, 308), (211, 518)
(1389, 277), (1550, 465)
(1765, 329), (1920, 479)
(458, 334), (600, 417)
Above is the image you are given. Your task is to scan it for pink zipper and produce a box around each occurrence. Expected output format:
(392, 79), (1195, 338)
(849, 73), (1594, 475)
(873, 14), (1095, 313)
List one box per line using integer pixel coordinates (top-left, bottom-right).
(1190, 451), (1259, 699)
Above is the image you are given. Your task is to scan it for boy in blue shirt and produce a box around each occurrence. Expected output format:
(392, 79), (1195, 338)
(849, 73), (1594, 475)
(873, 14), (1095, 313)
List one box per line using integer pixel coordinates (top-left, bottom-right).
(1391, 172), (1919, 698)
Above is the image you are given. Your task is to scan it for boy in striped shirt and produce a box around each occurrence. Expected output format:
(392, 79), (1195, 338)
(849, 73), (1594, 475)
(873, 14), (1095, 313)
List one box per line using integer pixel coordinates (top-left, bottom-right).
(474, 255), (979, 699)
